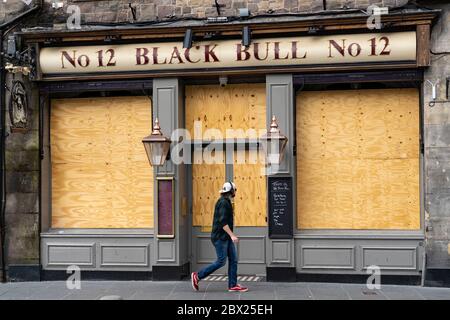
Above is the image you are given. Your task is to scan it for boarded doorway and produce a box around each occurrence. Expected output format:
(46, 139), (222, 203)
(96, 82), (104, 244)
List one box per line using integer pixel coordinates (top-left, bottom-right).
(186, 84), (268, 275)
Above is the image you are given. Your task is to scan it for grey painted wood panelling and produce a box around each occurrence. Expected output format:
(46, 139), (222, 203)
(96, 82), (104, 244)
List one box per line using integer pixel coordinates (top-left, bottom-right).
(41, 232), (154, 271)
(237, 236), (266, 264)
(300, 246), (355, 269)
(271, 240), (292, 264)
(361, 247), (417, 270)
(100, 245), (149, 267)
(265, 75), (294, 175)
(157, 240), (176, 262)
(47, 244), (95, 267)
(295, 238), (423, 275)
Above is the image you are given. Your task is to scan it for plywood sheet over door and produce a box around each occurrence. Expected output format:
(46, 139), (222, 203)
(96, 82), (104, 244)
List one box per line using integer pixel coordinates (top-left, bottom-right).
(51, 96), (154, 228)
(186, 84), (267, 227)
(296, 89), (420, 230)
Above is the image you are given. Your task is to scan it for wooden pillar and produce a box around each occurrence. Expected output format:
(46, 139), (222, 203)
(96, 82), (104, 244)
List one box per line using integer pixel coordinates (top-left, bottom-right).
(417, 24), (431, 67)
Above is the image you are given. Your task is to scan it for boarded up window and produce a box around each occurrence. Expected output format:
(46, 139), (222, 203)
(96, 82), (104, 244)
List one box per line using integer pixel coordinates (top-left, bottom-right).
(185, 84), (267, 227)
(51, 96), (153, 228)
(296, 89), (420, 230)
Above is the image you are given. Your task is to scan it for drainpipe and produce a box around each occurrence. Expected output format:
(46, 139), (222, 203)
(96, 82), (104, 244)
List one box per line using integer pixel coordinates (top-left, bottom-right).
(0, 1), (42, 283)
(0, 27), (5, 283)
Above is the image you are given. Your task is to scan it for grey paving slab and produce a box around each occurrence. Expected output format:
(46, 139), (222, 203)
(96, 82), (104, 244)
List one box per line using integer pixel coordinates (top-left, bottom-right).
(204, 286), (229, 293)
(414, 287), (450, 300)
(204, 281), (232, 290)
(204, 292), (241, 300)
(34, 281), (113, 300)
(275, 283), (313, 300)
(103, 286), (141, 300)
(1, 281), (450, 300)
(340, 284), (386, 300)
(129, 292), (173, 300)
(239, 292), (276, 300)
(204, 281), (275, 299)
(63, 287), (111, 300)
(173, 282), (201, 293)
(0, 289), (35, 300)
(135, 282), (178, 290)
(28, 290), (72, 300)
(307, 283), (351, 300)
(276, 294), (313, 300)
(129, 287), (177, 299)
(126, 281), (178, 300)
(166, 292), (205, 300)
(0, 282), (54, 300)
(101, 281), (158, 289)
(0, 284), (15, 296)
(380, 285), (426, 300)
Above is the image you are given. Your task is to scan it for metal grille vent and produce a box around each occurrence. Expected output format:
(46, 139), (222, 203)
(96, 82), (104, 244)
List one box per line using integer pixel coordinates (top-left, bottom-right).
(203, 275), (263, 282)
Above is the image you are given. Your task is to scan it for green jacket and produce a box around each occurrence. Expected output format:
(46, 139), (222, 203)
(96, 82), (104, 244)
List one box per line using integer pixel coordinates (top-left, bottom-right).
(211, 196), (234, 242)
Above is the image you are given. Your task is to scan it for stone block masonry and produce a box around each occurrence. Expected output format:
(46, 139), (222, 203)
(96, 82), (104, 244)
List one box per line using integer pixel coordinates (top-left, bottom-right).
(423, 1), (450, 271)
(0, 0), (410, 25)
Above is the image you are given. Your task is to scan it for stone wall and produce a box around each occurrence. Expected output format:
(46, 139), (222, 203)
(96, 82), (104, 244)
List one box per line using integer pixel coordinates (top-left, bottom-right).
(1, 0), (410, 25)
(0, 1), (34, 25)
(423, 0), (450, 273)
(66, 0), (409, 23)
(1, 0), (40, 282)
(3, 73), (40, 281)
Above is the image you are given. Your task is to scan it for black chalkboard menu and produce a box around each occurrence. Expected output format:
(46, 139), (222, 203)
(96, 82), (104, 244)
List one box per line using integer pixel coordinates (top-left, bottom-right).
(268, 177), (293, 239)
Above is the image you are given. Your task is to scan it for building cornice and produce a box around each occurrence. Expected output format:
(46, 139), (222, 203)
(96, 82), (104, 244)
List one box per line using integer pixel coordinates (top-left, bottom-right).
(17, 9), (440, 44)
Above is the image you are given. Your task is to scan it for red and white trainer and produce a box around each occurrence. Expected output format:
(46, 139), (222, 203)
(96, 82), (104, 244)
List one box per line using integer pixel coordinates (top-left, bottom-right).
(228, 284), (249, 292)
(191, 272), (199, 291)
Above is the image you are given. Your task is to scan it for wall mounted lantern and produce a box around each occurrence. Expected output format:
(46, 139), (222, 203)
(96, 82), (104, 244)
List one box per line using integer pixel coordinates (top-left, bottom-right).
(260, 115), (288, 165)
(142, 118), (171, 166)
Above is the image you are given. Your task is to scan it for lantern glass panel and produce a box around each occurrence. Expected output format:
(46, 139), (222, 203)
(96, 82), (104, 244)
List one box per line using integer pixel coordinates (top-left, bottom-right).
(260, 137), (287, 165)
(143, 140), (170, 166)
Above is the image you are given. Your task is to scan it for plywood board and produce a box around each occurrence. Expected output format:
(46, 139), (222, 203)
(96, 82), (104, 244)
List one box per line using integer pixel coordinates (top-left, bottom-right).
(296, 88), (420, 230)
(233, 150), (267, 226)
(51, 96), (154, 228)
(186, 84), (267, 227)
(192, 161), (225, 228)
(185, 84), (266, 140)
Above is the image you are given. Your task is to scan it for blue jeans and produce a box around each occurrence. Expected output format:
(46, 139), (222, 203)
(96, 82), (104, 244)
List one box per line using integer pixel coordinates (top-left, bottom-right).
(197, 239), (238, 288)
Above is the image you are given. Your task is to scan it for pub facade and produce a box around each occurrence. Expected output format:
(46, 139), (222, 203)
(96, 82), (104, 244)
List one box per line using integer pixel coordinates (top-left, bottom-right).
(1, 0), (448, 285)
